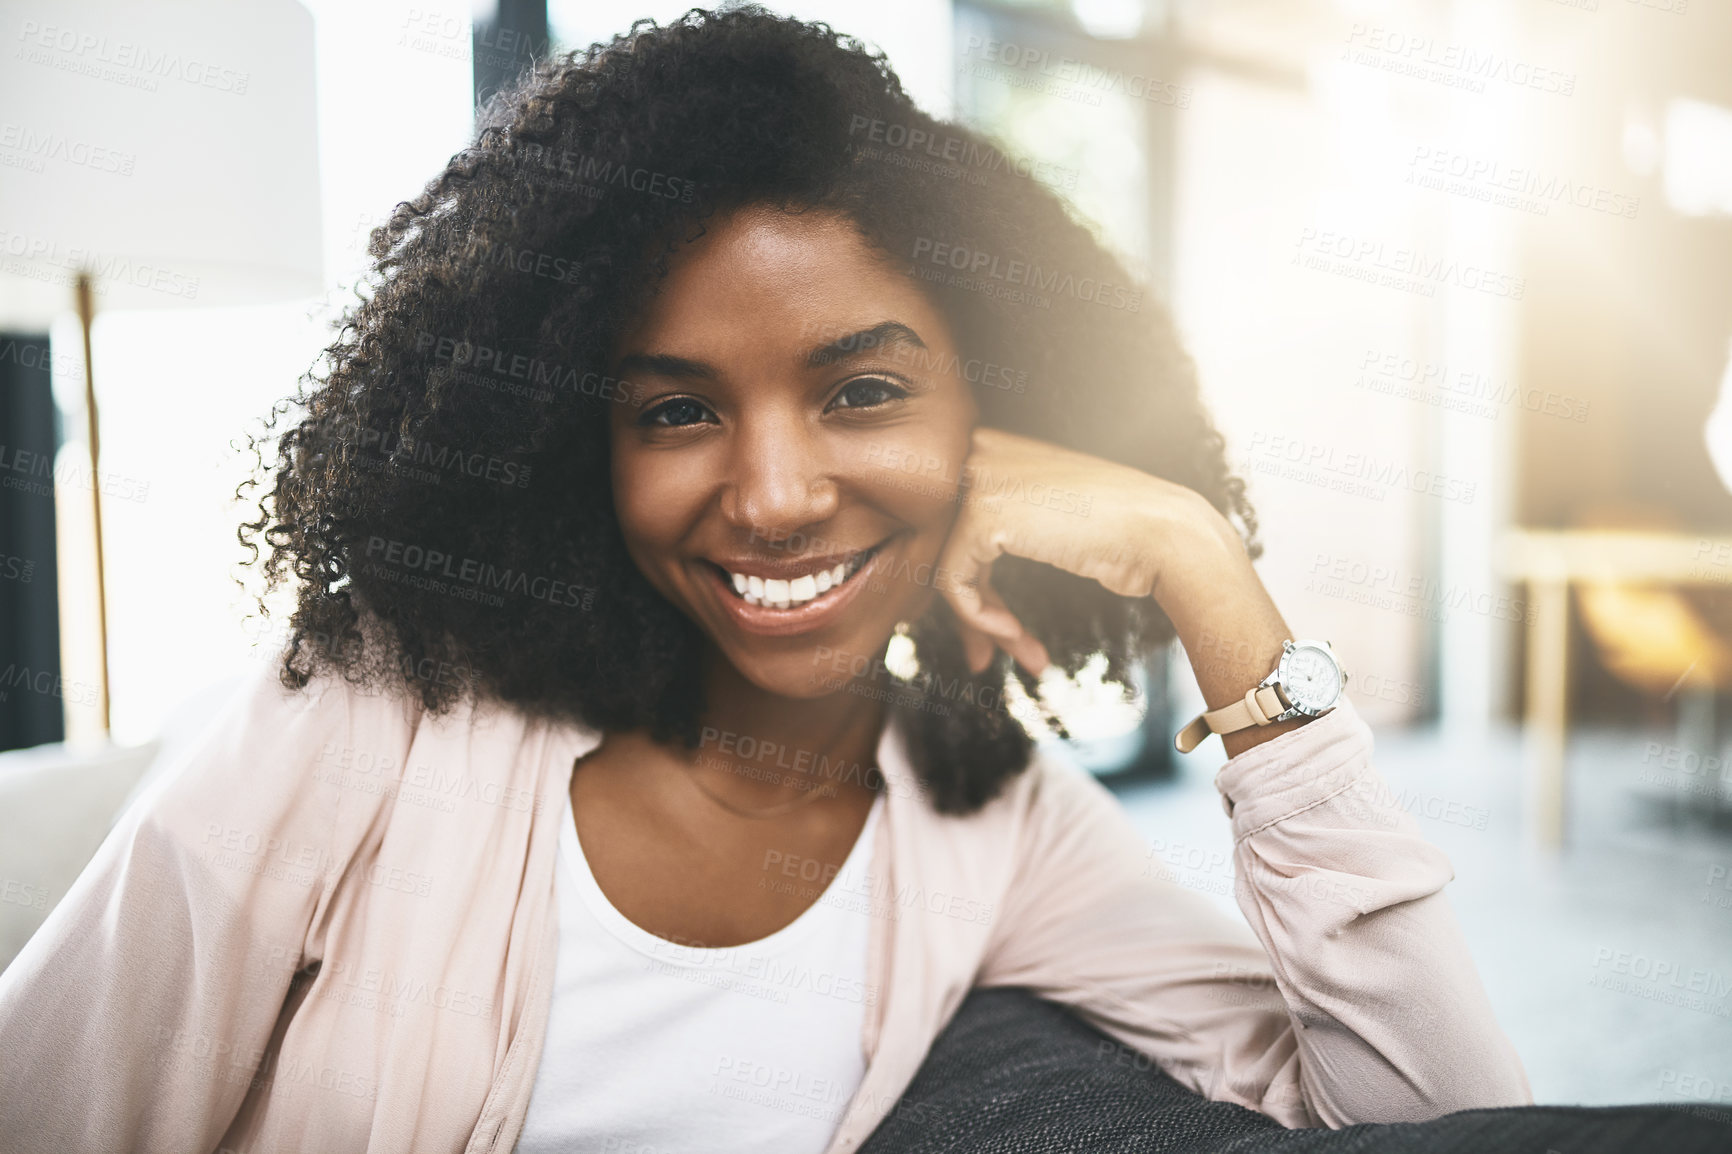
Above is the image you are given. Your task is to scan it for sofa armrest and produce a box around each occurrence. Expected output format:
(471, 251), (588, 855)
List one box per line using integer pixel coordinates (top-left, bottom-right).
(0, 740), (161, 972)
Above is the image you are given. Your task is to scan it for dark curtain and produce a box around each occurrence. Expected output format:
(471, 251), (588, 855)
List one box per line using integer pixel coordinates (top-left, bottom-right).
(0, 333), (65, 751)
(473, 0), (548, 113)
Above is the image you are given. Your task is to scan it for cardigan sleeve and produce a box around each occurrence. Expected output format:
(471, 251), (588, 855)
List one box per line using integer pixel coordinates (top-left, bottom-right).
(974, 697), (1531, 1127)
(0, 663), (363, 1153)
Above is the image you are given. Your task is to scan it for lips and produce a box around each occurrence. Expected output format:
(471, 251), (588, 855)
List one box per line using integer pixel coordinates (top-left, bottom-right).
(717, 545), (882, 609)
(699, 536), (895, 637)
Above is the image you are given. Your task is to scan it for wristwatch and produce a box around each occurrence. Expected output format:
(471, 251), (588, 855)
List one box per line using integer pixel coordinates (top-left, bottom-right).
(1174, 639), (1347, 754)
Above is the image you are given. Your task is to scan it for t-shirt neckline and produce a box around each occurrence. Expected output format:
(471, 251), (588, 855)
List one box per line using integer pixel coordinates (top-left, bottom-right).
(558, 786), (882, 965)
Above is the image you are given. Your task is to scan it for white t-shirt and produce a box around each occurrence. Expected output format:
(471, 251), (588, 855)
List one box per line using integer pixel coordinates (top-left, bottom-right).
(514, 788), (884, 1154)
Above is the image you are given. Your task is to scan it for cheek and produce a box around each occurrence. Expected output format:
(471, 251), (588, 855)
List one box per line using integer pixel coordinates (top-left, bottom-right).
(857, 424), (973, 540)
(610, 446), (697, 558)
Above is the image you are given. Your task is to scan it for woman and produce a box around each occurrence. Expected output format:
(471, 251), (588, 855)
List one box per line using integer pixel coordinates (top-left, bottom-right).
(0, 7), (1530, 1152)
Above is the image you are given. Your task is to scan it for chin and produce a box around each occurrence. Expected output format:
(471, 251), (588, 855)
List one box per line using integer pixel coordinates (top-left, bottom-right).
(719, 627), (901, 701)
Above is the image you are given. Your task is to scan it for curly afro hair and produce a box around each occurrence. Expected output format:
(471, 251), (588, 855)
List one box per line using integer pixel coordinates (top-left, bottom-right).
(239, 3), (1257, 815)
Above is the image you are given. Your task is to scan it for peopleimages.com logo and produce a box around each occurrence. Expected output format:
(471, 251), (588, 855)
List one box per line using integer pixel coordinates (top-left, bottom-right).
(363, 536), (596, 611)
(909, 238), (1142, 313)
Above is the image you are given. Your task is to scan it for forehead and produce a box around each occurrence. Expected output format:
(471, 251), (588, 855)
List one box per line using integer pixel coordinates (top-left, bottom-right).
(614, 205), (953, 359)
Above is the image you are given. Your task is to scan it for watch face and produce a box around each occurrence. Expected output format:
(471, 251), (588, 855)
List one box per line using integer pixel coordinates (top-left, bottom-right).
(1282, 644), (1343, 713)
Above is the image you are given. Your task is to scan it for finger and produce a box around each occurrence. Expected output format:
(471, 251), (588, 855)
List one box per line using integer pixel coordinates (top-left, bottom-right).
(936, 514), (1018, 637)
(937, 505), (1047, 675)
(997, 629), (1051, 678)
(958, 623), (996, 674)
(967, 569), (1026, 640)
(942, 569), (1024, 655)
(950, 580), (1044, 676)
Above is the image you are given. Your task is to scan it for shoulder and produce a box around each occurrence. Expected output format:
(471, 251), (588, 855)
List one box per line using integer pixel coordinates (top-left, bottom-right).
(155, 660), (417, 778)
(126, 661), (437, 863)
(896, 737), (1135, 878)
(991, 741), (1134, 841)
(1011, 746), (1152, 881)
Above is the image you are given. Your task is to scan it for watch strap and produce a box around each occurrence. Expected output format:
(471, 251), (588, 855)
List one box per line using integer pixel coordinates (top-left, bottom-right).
(1174, 683), (1290, 754)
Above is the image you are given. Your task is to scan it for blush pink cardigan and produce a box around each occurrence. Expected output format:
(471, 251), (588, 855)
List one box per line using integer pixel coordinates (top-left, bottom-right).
(0, 663), (1530, 1152)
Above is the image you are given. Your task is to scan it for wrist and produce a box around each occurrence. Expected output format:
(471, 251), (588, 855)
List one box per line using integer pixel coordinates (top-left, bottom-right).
(1182, 638), (1347, 759)
(1159, 553), (1289, 710)
(1131, 488), (1243, 600)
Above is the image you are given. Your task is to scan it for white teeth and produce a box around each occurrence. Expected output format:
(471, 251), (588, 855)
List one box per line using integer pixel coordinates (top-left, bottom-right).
(724, 550), (874, 608)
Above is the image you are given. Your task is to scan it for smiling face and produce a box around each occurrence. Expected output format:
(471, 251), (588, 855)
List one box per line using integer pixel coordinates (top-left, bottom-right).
(607, 204), (979, 698)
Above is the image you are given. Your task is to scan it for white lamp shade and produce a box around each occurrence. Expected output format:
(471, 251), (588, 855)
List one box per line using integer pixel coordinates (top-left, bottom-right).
(0, 0), (322, 323)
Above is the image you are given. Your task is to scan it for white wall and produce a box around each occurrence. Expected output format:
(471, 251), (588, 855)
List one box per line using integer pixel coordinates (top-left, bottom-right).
(51, 0), (955, 748)
(548, 1), (954, 116)
(52, 0), (476, 746)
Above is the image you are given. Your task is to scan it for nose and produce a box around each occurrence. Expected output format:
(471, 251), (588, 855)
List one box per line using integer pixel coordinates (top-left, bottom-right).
(719, 409), (839, 539)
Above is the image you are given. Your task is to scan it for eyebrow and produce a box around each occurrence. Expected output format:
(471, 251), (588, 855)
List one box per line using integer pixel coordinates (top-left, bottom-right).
(806, 321), (927, 367)
(610, 350), (713, 383)
(611, 320), (929, 382)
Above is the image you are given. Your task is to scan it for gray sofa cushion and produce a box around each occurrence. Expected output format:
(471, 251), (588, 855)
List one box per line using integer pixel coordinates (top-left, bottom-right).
(859, 987), (1732, 1153)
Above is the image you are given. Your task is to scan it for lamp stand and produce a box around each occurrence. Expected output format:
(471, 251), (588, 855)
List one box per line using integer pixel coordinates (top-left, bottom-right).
(73, 272), (110, 736)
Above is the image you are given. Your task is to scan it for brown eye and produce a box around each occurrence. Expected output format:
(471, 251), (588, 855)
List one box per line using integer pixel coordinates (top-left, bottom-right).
(639, 397), (715, 427)
(829, 377), (909, 411)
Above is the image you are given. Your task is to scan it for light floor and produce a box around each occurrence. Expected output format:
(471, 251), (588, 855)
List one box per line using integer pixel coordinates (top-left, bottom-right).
(1105, 721), (1732, 1112)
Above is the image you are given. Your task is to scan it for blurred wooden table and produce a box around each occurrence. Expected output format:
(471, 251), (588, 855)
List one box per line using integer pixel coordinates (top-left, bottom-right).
(1499, 529), (1732, 848)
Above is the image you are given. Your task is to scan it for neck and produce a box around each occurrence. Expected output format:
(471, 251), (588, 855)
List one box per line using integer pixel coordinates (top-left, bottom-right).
(686, 642), (888, 808)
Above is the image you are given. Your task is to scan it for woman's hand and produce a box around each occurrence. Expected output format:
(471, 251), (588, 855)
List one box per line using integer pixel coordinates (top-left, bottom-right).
(933, 427), (1305, 755)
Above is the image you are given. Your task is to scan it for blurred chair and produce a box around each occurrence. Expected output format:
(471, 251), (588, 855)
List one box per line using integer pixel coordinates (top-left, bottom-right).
(1573, 506), (1732, 826)
(1501, 510), (1732, 847)
(1576, 583), (1732, 696)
